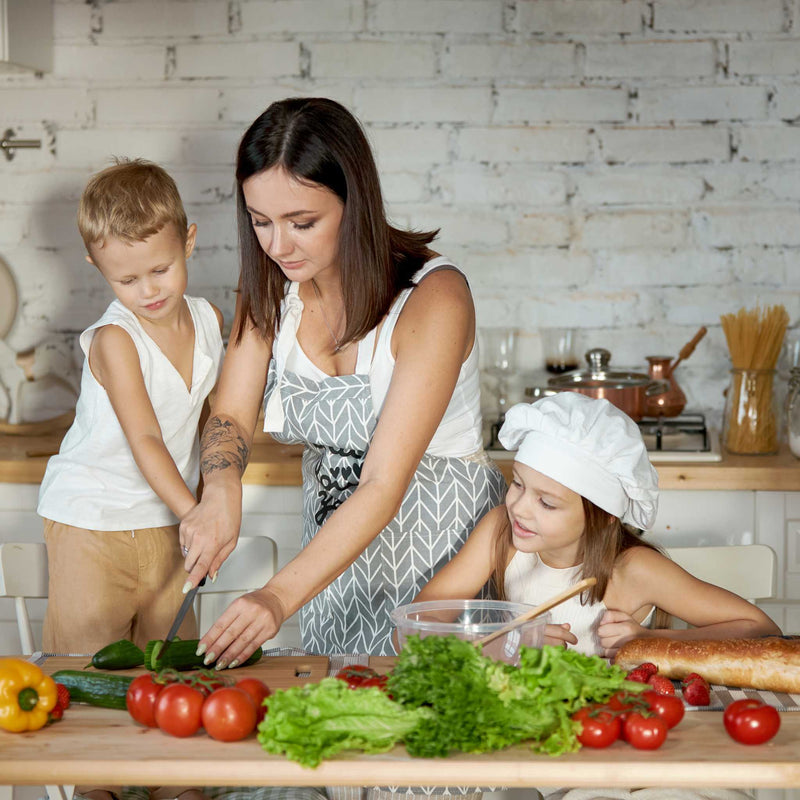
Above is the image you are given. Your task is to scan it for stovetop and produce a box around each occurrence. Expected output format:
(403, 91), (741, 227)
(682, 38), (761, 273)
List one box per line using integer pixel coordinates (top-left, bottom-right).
(638, 413), (722, 462)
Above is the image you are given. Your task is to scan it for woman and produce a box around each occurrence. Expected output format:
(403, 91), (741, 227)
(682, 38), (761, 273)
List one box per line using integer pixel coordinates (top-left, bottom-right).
(180, 97), (505, 663)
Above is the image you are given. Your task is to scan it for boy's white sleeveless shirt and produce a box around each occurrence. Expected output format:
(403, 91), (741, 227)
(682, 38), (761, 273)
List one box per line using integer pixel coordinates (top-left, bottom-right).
(37, 296), (223, 530)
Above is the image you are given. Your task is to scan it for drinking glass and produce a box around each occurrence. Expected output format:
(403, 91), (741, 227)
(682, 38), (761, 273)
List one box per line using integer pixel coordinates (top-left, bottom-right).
(480, 328), (518, 422)
(543, 328), (579, 374)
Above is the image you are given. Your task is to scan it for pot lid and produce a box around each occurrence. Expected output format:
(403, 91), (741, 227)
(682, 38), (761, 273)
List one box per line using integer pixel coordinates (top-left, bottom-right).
(548, 348), (652, 390)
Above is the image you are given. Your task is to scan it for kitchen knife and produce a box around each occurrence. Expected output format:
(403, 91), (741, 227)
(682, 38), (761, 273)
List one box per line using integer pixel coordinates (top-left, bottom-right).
(160, 575), (206, 660)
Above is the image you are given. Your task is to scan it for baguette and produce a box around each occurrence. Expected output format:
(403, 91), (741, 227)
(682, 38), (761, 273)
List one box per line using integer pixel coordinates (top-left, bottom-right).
(613, 637), (800, 693)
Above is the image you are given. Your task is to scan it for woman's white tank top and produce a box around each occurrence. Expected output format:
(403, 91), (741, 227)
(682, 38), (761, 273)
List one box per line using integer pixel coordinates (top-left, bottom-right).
(271, 257), (484, 458)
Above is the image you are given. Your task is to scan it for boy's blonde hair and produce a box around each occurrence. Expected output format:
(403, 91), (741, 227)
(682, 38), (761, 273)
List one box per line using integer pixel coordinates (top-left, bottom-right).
(78, 158), (188, 252)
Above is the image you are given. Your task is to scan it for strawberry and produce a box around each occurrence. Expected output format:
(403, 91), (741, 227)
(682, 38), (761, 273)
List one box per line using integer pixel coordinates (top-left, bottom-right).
(56, 683), (71, 710)
(682, 673), (711, 706)
(626, 662), (658, 683)
(48, 683), (71, 723)
(647, 673), (676, 695)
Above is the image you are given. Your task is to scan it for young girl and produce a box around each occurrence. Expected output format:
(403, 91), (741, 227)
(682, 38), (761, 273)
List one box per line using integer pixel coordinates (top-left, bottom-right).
(414, 392), (781, 658)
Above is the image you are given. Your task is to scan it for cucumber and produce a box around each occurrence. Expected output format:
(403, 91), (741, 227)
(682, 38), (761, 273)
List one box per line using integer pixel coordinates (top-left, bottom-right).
(52, 670), (134, 710)
(89, 639), (145, 670)
(144, 639), (263, 671)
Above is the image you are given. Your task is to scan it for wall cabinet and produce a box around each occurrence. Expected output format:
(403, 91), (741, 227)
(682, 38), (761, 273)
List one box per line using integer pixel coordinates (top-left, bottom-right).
(0, 0), (52, 73)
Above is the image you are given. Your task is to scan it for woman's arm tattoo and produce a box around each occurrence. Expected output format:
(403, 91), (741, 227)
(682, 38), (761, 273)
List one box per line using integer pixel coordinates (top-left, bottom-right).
(200, 416), (250, 475)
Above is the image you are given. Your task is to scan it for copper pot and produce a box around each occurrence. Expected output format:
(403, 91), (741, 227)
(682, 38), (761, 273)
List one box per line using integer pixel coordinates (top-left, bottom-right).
(547, 348), (669, 422)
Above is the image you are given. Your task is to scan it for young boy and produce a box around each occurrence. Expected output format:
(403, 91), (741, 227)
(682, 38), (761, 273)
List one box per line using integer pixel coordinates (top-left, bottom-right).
(38, 158), (224, 654)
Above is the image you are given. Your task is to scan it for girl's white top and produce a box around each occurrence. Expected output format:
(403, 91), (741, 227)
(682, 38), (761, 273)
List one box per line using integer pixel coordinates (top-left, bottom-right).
(264, 256), (484, 458)
(505, 550), (654, 657)
(38, 296), (223, 530)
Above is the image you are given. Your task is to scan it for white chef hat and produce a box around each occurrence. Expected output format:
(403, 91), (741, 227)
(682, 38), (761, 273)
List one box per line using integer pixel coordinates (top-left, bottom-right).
(498, 392), (659, 530)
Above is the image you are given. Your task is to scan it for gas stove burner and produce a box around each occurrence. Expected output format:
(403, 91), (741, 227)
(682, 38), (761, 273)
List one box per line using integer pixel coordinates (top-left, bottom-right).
(638, 414), (709, 452)
(636, 413), (721, 461)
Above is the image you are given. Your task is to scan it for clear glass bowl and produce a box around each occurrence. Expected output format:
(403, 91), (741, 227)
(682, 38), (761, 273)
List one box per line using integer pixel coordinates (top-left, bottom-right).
(390, 599), (550, 666)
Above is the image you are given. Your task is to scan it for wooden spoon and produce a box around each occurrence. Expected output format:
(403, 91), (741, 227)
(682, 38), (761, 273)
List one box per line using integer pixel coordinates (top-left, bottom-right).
(474, 576), (597, 648)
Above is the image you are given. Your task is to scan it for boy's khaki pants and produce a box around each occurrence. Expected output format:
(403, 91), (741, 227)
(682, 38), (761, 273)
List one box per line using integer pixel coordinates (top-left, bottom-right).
(42, 519), (198, 653)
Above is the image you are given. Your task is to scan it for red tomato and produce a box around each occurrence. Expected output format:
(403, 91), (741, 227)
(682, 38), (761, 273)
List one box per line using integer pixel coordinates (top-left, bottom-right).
(623, 712), (668, 750)
(202, 687), (258, 742)
(642, 690), (685, 730)
(360, 675), (389, 691)
(126, 674), (166, 728)
(334, 665), (380, 688)
(572, 706), (621, 749)
(195, 677), (229, 698)
(154, 683), (205, 738)
(235, 678), (271, 723)
(723, 698), (780, 745)
(605, 691), (640, 740)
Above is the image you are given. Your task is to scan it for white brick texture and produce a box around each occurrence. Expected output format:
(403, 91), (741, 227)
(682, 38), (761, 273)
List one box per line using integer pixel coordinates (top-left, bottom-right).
(0, 0), (798, 430)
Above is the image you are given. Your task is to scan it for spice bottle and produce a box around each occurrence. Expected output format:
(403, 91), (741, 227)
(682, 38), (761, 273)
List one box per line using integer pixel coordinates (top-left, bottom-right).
(787, 367), (800, 459)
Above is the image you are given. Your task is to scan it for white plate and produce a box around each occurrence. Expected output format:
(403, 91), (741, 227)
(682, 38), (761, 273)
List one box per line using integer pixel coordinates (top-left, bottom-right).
(0, 256), (18, 339)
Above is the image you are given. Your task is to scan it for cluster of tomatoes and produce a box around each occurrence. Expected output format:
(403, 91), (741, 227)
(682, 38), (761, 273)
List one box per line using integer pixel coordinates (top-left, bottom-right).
(333, 664), (390, 691)
(576, 661), (783, 750)
(125, 669), (271, 742)
(571, 688), (683, 750)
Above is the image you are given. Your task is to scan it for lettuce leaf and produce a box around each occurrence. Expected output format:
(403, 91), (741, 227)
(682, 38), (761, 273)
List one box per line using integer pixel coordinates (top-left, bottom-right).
(257, 637), (641, 767)
(257, 677), (432, 768)
(388, 636), (636, 758)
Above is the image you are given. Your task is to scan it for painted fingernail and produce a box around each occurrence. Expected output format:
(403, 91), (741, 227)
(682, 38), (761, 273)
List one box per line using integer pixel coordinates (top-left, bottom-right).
(227, 660), (239, 669)
(182, 581), (192, 594)
(203, 652), (216, 665)
(211, 571), (218, 583)
(214, 660), (227, 671)
(195, 643), (206, 657)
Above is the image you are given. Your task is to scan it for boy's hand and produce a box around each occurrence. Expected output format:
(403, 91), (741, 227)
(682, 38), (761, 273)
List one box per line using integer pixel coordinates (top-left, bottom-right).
(597, 609), (648, 659)
(179, 480), (242, 590)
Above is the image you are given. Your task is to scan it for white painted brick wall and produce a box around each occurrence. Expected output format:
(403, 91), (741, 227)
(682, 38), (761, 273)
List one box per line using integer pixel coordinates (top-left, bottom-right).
(0, 0), (798, 581)
(0, 0), (797, 422)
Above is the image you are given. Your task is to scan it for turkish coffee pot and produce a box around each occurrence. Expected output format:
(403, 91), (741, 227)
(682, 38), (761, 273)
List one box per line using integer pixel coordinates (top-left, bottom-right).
(643, 326), (707, 418)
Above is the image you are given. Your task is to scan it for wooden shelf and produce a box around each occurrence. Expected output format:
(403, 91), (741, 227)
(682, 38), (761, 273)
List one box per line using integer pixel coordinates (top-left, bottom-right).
(1, 430), (799, 491)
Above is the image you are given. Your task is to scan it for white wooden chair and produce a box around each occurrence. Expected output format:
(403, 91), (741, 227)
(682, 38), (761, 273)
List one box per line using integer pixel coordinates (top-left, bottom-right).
(665, 544), (777, 602)
(0, 541), (48, 655)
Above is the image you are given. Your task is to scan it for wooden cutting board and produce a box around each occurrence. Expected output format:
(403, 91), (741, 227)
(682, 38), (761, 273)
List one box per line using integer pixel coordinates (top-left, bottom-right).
(42, 654), (331, 689)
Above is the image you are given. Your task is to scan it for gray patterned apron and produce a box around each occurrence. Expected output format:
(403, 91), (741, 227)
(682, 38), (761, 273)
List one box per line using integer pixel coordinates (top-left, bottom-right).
(264, 275), (506, 657)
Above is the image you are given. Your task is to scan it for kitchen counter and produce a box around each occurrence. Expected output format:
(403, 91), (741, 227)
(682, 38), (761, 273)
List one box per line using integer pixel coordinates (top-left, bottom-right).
(1, 430), (798, 491)
(3, 654), (800, 789)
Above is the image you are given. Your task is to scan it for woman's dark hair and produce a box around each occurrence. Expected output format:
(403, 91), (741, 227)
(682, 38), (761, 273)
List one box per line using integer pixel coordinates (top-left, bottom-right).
(233, 97), (438, 344)
(491, 497), (666, 621)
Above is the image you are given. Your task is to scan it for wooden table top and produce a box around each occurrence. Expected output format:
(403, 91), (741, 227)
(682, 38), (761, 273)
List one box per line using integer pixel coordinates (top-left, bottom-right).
(2, 655), (800, 789)
(1, 429), (799, 491)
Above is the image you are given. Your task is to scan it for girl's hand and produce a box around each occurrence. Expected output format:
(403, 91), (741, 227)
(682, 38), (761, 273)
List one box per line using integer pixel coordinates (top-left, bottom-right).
(179, 480), (242, 589)
(597, 609), (648, 659)
(197, 586), (285, 669)
(544, 622), (578, 648)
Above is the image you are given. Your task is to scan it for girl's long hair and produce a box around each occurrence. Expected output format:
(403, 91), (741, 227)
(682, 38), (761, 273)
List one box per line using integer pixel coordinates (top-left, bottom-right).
(233, 97), (438, 345)
(491, 497), (666, 624)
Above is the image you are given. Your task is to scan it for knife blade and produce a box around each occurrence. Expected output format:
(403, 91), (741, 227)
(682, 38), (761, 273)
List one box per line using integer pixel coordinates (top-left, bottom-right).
(160, 575), (206, 660)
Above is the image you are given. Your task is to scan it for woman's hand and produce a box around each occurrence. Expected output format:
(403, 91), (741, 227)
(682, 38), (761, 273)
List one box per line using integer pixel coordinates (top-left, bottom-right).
(179, 479), (243, 590)
(597, 609), (648, 659)
(544, 622), (578, 648)
(197, 586), (286, 669)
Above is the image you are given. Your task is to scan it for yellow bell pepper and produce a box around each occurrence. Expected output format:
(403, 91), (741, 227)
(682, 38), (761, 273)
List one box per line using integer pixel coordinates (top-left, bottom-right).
(0, 658), (58, 732)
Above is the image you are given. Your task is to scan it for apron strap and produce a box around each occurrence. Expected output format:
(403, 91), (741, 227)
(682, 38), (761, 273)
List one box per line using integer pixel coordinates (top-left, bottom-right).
(263, 285), (304, 434)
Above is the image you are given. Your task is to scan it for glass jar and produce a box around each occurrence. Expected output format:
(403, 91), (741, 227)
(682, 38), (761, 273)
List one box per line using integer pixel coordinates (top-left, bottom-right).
(787, 367), (800, 459)
(722, 368), (780, 455)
